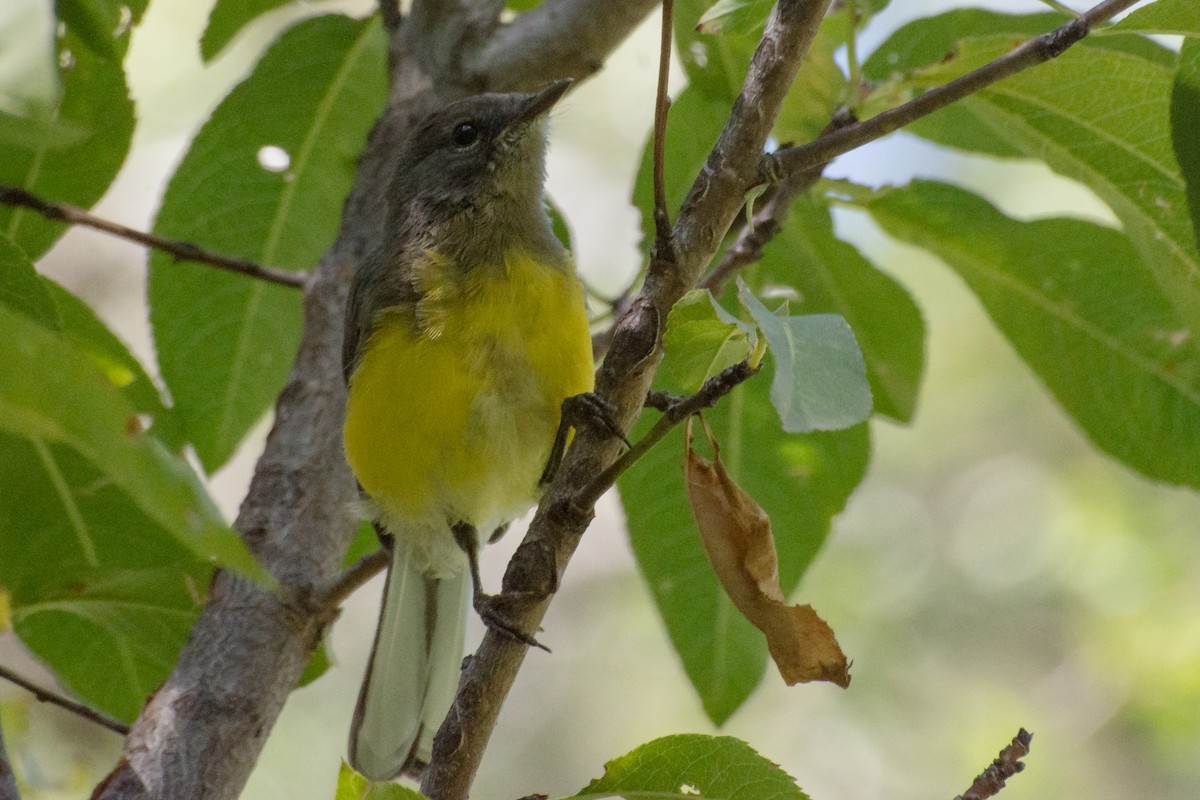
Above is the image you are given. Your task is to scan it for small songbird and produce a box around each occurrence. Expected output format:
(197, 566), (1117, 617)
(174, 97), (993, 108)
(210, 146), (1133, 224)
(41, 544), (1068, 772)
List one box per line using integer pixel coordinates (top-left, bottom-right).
(341, 80), (599, 780)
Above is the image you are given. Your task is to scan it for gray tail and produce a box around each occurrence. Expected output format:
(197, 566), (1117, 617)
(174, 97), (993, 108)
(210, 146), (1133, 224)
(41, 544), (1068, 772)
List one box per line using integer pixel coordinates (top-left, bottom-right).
(348, 534), (468, 780)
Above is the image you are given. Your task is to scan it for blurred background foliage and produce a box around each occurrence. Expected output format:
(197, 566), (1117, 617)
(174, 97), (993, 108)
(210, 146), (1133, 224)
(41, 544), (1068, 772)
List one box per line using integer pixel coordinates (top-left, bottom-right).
(1, 0), (1198, 799)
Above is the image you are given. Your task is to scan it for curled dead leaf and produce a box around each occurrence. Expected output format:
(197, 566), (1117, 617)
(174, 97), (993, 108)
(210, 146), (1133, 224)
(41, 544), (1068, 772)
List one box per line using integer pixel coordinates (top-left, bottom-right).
(683, 416), (850, 688)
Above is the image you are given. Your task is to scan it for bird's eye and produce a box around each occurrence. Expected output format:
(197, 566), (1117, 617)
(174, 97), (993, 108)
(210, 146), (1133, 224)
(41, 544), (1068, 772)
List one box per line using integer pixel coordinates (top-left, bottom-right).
(450, 122), (480, 149)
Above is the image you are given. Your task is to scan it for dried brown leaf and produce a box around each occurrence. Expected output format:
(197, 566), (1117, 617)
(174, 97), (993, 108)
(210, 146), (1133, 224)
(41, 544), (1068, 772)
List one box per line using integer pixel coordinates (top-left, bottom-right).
(683, 417), (850, 687)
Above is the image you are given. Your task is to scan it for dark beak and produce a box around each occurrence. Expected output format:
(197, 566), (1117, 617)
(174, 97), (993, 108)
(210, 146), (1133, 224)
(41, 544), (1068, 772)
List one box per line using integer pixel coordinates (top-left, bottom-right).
(514, 79), (573, 125)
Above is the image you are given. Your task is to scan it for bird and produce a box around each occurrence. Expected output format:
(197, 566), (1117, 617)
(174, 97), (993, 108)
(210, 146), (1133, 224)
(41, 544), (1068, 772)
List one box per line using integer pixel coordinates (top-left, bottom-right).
(341, 79), (604, 781)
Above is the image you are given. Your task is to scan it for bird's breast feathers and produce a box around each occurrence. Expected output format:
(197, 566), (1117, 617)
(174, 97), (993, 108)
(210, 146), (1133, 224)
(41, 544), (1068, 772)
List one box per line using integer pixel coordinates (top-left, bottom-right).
(344, 248), (593, 540)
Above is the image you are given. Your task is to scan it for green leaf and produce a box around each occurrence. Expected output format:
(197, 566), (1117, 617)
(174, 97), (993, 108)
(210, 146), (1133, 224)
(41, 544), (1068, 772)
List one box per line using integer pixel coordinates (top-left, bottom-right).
(201, 0), (300, 61)
(0, 108), (89, 152)
(297, 640), (331, 688)
(661, 289), (756, 394)
(674, 0), (759, 101)
(761, 196), (924, 422)
(0, 303), (257, 571)
(0, 239), (173, 443)
(0, 302), (257, 720)
(867, 180), (1200, 488)
(8, 553), (208, 722)
(0, 25), (134, 260)
(567, 734), (810, 800)
(861, 10), (1067, 159)
(506, 0), (544, 10)
(678, 0), (849, 126)
(41, 279), (182, 449)
(0, 235), (59, 328)
(862, 10), (1066, 81)
(54, 0), (134, 61)
(619, 374), (868, 723)
(335, 761), (427, 799)
(859, 10), (1174, 158)
(1175, 41), (1200, 250)
(1112, 0), (1200, 37)
(342, 520), (382, 569)
(697, 0), (774, 35)
(150, 14), (386, 472)
(889, 34), (1200, 335)
(772, 8), (846, 146)
(739, 282), (872, 433)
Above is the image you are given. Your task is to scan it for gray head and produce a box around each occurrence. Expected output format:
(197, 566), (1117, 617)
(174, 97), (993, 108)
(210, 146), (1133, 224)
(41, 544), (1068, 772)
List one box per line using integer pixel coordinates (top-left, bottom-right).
(386, 80), (571, 228)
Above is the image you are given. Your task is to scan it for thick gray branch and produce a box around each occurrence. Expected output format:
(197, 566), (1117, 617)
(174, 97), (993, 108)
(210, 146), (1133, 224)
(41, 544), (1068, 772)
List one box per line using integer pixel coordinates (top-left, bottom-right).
(471, 0), (662, 89)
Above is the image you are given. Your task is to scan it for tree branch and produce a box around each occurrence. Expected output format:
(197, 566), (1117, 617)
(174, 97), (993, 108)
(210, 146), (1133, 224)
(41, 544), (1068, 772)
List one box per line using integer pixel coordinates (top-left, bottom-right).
(761, 0), (1142, 184)
(320, 547), (389, 609)
(581, 360), (759, 505)
(700, 108), (855, 294)
(0, 184), (306, 290)
(0, 663), (129, 736)
(471, 0), (663, 89)
(420, 2), (834, 798)
(955, 729), (1033, 800)
(652, 0), (675, 245)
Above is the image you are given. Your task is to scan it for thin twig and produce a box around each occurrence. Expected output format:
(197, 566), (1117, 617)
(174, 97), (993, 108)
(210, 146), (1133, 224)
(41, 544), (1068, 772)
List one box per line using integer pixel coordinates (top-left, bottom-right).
(955, 729), (1033, 800)
(320, 547), (389, 609)
(761, 0), (1141, 184)
(700, 108), (856, 294)
(652, 0), (675, 245)
(1033, 0), (1082, 18)
(0, 663), (129, 735)
(580, 360), (758, 506)
(0, 184), (306, 290)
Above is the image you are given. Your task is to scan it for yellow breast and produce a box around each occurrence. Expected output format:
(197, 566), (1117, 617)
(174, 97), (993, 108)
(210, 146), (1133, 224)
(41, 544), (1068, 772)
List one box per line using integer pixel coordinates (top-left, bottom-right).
(343, 250), (594, 536)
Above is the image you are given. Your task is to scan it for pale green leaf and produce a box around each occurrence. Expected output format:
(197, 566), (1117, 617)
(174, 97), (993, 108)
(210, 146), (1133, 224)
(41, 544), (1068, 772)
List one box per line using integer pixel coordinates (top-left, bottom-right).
(763, 196), (924, 421)
(739, 281), (872, 432)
